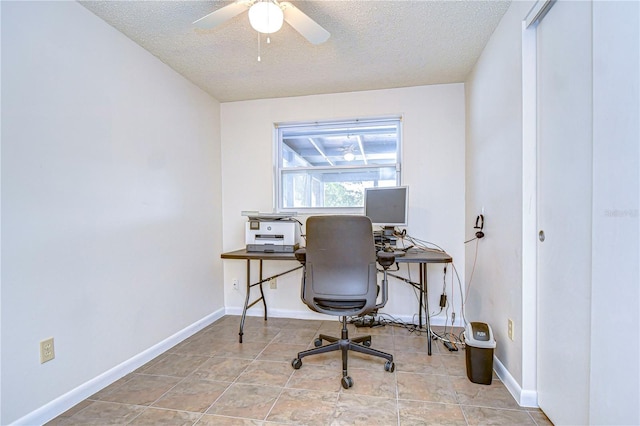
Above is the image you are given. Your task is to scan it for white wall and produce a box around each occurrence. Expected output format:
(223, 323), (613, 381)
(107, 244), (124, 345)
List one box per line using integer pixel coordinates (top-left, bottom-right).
(464, 0), (534, 392)
(220, 85), (465, 324)
(1, 2), (223, 424)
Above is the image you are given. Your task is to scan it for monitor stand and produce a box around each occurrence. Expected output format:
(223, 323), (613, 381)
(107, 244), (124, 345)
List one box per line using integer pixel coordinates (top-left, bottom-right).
(381, 226), (405, 256)
(382, 226), (395, 238)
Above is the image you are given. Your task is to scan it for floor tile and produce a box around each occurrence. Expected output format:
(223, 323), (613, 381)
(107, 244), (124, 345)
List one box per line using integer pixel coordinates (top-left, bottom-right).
(127, 407), (202, 425)
(364, 333), (395, 350)
(332, 393), (398, 425)
(528, 409), (554, 425)
(213, 340), (270, 359)
(49, 399), (93, 420)
(142, 353), (209, 377)
(174, 334), (220, 356)
(151, 375), (230, 412)
(394, 351), (447, 375)
(192, 356), (252, 382)
(206, 383), (281, 420)
(258, 342), (309, 363)
(276, 318), (321, 330)
(461, 406), (536, 425)
(398, 400), (467, 426)
(286, 364), (343, 392)
(236, 360), (295, 387)
(273, 328), (322, 344)
(451, 376), (522, 410)
(88, 374), (134, 400)
(342, 348), (394, 370)
(54, 400), (145, 425)
(97, 374), (181, 406)
(205, 327), (246, 342)
(266, 388), (338, 425)
(440, 352), (467, 377)
(394, 335), (430, 353)
(341, 367), (397, 398)
(397, 371), (457, 404)
(291, 348), (343, 368)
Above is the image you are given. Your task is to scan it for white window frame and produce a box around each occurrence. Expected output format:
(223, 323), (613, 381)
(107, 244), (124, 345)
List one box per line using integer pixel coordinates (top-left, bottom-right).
(274, 116), (403, 214)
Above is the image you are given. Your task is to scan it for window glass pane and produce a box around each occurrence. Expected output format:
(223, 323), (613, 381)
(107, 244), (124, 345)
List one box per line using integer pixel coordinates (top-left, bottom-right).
(281, 167), (398, 208)
(281, 122), (398, 168)
(276, 117), (401, 211)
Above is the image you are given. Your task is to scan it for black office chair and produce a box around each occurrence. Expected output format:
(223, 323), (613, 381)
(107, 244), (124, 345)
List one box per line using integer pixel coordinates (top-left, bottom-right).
(291, 215), (396, 389)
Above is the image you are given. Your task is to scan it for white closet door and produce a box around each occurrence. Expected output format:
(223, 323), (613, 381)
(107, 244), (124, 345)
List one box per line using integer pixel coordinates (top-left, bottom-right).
(536, 0), (592, 424)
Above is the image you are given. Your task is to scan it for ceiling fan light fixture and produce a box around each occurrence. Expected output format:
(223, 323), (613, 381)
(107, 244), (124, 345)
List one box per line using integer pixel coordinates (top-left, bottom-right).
(343, 152), (355, 162)
(249, 1), (284, 34)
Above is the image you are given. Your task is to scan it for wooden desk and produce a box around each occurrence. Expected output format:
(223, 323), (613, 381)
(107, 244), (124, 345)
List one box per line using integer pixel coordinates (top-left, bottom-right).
(221, 247), (452, 354)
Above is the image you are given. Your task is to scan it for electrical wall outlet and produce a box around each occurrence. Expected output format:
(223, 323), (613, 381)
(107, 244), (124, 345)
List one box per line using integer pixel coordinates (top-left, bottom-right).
(269, 278), (277, 289)
(40, 337), (55, 363)
(507, 319), (514, 341)
(232, 279), (239, 291)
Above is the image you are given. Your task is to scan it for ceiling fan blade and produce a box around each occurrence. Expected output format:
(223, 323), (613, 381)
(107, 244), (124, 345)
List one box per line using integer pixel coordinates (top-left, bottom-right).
(281, 2), (330, 45)
(193, 1), (251, 29)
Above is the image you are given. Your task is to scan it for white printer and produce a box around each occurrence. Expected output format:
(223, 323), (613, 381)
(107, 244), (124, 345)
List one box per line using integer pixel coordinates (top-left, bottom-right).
(243, 212), (300, 253)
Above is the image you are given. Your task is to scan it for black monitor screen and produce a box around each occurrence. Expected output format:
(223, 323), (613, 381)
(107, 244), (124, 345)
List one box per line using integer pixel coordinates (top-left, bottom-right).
(364, 186), (408, 227)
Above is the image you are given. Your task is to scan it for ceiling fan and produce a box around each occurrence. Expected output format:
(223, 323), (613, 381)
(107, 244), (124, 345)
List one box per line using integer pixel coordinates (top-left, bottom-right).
(193, 0), (330, 45)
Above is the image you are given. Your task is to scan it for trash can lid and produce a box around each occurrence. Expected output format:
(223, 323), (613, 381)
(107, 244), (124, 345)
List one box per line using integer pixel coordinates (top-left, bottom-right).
(464, 322), (496, 348)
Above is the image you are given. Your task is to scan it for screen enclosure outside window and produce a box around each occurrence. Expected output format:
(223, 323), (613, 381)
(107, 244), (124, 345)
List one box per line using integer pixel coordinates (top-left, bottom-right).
(275, 116), (402, 214)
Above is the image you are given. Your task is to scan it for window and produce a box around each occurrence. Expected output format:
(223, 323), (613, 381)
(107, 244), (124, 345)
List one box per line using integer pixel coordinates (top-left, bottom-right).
(275, 116), (402, 213)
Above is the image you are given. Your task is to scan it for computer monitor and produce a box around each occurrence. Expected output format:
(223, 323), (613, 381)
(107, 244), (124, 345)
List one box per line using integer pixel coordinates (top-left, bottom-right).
(364, 186), (408, 230)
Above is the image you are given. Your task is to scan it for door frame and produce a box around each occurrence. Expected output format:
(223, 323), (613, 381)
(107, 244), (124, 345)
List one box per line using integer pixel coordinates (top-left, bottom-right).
(519, 0), (555, 409)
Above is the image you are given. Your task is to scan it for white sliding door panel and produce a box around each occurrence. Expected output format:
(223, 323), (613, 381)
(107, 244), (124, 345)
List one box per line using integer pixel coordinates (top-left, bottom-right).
(536, 0), (592, 424)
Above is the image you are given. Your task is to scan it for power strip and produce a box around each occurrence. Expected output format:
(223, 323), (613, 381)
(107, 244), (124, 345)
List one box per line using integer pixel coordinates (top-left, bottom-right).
(353, 315), (383, 328)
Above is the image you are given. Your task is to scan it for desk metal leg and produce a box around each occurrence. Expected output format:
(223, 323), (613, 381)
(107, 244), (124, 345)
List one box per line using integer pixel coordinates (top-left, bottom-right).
(239, 259), (252, 343)
(237, 259), (302, 343)
(421, 263), (432, 356)
(259, 260), (267, 320)
(239, 259), (269, 343)
(418, 274), (424, 329)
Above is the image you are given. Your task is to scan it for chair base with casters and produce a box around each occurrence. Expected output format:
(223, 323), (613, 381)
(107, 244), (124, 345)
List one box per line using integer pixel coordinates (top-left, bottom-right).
(291, 316), (395, 389)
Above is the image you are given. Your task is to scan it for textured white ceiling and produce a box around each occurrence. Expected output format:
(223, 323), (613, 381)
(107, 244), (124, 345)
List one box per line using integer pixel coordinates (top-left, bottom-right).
(80, 1), (510, 102)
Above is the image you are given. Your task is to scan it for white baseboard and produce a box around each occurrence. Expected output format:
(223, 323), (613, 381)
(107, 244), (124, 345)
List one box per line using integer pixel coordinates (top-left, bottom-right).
(224, 307), (328, 321)
(493, 355), (538, 408)
(12, 308), (225, 426)
(224, 307), (465, 327)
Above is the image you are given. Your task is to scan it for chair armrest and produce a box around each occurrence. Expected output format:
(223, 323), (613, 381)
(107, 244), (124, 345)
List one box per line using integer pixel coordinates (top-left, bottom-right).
(294, 248), (306, 265)
(374, 251), (394, 309)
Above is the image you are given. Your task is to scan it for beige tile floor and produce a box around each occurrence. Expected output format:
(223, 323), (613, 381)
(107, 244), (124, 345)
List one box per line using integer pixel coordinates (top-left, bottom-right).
(48, 315), (552, 425)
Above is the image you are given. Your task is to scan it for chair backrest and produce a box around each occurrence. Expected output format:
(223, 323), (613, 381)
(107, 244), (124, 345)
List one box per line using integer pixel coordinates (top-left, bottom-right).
(302, 215), (379, 316)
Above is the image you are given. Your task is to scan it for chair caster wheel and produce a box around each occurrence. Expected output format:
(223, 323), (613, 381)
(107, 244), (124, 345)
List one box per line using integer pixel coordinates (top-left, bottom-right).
(292, 358), (302, 369)
(314, 338), (323, 347)
(341, 376), (354, 389)
(384, 361), (395, 372)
